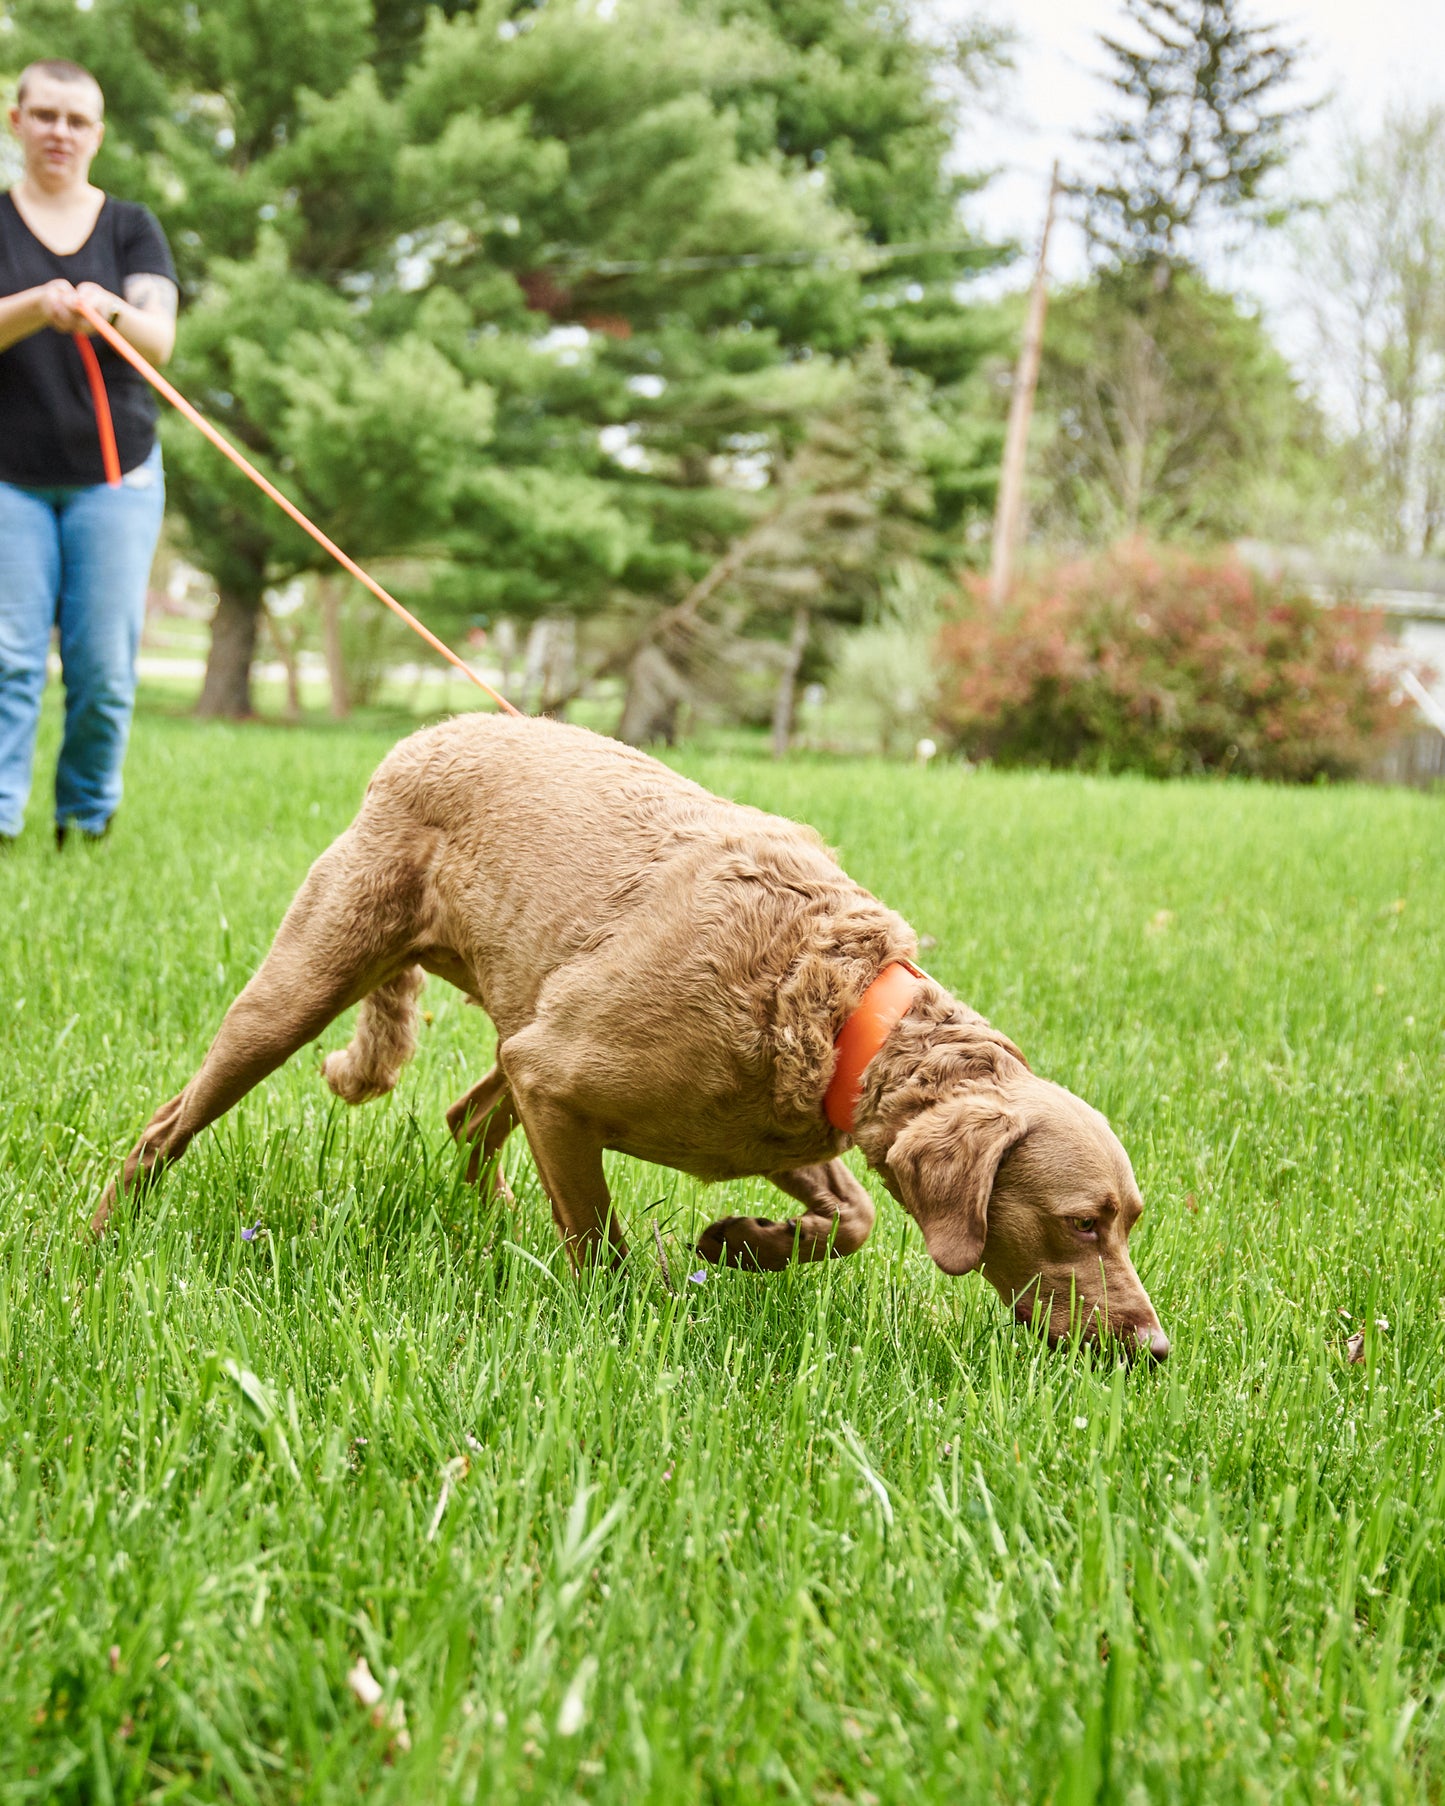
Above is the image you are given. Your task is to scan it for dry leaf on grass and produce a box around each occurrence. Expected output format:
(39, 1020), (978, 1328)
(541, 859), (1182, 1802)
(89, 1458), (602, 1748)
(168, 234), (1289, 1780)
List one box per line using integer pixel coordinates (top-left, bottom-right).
(346, 1656), (383, 1709)
(426, 1454), (471, 1543)
(1345, 1317), (1390, 1364)
(347, 1655), (412, 1752)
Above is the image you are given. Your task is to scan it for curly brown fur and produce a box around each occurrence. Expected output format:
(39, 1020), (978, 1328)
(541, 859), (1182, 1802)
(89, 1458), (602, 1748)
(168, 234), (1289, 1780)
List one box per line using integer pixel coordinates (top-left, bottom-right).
(850, 983), (1029, 1170)
(323, 964), (426, 1103)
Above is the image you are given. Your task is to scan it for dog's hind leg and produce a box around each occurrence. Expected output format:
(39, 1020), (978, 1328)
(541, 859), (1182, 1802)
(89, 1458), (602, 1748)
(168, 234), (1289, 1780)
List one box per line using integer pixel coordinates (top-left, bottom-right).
(94, 831), (424, 1231)
(696, 1159), (876, 1272)
(445, 1064), (520, 1192)
(323, 965), (426, 1104)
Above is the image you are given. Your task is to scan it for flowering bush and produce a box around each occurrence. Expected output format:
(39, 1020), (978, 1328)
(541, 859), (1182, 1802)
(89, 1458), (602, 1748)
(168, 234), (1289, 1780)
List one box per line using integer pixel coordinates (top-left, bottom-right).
(936, 542), (1407, 781)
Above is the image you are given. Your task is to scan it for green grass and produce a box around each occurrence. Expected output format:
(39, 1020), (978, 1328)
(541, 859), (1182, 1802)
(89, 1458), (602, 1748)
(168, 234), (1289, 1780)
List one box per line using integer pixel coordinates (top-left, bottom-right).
(2, 702), (1443, 1804)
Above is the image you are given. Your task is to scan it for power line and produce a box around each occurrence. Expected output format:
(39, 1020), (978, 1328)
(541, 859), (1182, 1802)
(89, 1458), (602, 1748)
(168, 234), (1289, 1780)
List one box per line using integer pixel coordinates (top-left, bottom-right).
(555, 237), (997, 278)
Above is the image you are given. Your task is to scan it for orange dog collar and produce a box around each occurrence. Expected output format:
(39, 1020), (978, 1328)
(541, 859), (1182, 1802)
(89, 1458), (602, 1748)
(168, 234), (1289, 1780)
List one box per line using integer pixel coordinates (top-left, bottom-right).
(824, 959), (926, 1133)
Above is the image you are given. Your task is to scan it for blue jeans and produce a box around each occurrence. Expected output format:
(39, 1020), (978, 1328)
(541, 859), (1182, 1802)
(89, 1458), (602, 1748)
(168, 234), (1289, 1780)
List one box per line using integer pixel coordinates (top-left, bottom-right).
(0, 443), (164, 837)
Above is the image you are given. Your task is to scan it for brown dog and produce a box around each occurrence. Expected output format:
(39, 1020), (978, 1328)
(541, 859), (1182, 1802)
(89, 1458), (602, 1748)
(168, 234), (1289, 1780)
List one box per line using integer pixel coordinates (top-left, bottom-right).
(97, 714), (1168, 1359)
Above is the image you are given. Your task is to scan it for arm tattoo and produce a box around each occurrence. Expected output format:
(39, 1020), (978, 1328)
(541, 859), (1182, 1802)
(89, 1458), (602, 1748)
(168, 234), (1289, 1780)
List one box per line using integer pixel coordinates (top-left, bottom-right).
(123, 273), (179, 319)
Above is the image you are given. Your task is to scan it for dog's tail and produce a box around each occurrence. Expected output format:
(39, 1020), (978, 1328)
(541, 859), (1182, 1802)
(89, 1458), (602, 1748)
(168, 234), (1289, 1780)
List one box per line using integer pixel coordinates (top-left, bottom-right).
(322, 964), (426, 1105)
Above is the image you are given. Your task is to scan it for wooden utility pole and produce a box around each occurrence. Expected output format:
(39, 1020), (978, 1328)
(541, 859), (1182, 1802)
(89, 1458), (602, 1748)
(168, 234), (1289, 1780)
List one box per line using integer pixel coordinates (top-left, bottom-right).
(989, 162), (1061, 611)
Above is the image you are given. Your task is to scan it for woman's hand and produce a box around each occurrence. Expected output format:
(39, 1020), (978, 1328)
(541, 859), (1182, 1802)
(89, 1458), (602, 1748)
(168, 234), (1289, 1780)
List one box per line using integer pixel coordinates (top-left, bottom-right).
(27, 280), (122, 335)
(35, 278), (89, 333)
(0, 279), (90, 350)
(72, 282), (126, 331)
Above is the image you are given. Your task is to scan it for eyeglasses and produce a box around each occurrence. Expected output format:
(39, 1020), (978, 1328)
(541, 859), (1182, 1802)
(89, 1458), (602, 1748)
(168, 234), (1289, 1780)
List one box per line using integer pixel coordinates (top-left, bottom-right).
(21, 106), (102, 132)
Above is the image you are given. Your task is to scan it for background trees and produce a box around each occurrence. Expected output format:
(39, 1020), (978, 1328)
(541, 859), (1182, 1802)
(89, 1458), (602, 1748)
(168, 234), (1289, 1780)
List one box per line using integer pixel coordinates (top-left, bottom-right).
(924, 0), (1416, 784)
(1031, 0), (1320, 548)
(1295, 105), (1445, 558)
(1036, 270), (1322, 544)
(2, 0), (1433, 755)
(4, 0), (1009, 728)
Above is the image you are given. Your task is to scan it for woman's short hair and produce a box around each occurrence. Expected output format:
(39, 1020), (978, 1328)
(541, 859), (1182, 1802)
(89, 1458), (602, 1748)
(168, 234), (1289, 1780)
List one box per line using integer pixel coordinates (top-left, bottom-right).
(17, 60), (105, 113)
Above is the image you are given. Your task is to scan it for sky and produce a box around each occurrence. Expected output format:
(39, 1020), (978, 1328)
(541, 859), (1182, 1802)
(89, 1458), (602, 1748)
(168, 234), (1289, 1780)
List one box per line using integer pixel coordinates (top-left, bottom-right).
(941, 0), (1445, 314)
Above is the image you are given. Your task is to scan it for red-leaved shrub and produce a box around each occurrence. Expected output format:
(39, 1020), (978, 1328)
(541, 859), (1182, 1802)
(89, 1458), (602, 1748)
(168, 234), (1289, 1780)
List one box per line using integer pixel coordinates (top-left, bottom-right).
(936, 542), (1406, 781)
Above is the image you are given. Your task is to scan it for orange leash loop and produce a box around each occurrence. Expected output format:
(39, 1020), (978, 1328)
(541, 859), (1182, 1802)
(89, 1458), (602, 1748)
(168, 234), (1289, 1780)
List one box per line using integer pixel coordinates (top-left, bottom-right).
(74, 333), (122, 486)
(72, 297), (522, 717)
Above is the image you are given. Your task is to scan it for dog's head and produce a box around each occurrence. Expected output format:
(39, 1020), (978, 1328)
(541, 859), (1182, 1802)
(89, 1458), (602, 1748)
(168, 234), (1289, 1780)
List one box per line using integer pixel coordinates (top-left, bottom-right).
(881, 1074), (1168, 1360)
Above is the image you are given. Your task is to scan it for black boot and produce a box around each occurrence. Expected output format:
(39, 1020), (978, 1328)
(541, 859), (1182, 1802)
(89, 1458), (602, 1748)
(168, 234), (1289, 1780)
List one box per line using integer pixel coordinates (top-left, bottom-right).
(55, 819), (111, 850)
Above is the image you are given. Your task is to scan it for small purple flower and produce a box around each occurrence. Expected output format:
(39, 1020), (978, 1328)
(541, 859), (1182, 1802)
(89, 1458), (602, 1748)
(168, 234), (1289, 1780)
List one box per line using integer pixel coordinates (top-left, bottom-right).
(688, 1269), (707, 1285)
(240, 1222), (263, 1242)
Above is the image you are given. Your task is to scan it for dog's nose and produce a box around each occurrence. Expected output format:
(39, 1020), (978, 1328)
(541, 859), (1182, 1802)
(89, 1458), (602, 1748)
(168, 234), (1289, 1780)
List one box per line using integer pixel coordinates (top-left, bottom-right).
(1137, 1327), (1170, 1363)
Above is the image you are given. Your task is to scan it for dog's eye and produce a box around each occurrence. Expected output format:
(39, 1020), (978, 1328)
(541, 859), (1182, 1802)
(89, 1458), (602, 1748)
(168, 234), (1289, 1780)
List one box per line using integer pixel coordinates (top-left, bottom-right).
(1072, 1217), (1098, 1236)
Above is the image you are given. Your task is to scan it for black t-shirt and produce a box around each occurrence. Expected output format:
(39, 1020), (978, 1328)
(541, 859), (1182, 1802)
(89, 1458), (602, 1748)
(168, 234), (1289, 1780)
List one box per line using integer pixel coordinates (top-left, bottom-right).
(0, 193), (176, 486)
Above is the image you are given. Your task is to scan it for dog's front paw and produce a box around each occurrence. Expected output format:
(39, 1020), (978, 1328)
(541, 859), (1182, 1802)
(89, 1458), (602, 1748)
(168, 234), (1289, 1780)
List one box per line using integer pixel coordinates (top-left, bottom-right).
(89, 1180), (117, 1237)
(696, 1215), (792, 1272)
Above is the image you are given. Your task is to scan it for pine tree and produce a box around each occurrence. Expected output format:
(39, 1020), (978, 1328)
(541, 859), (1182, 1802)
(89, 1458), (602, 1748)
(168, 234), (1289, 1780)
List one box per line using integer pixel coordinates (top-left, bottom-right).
(1082, 0), (1308, 274)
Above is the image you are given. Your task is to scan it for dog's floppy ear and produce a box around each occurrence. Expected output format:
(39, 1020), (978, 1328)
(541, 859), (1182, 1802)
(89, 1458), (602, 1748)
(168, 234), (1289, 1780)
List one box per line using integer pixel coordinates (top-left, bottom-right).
(886, 1092), (1027, 1275)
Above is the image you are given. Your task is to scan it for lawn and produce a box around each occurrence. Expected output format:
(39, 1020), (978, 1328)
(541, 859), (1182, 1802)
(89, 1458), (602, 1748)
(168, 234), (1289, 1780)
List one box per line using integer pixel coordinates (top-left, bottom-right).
(2, 701), (1443, 1804)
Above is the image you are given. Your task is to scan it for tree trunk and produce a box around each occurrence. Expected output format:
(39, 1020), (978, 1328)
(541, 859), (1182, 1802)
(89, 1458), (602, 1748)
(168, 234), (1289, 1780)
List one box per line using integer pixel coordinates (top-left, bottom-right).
(264, 606), (302, 721)
(522, 616), (577, 716)
(492, 617), (518, 692)
(539, 616), (576, 716)
(320, 578), (351, 718)
(771, 605), (810, 759)
(617, 643), (687, 746)
(196, 588), (261, 719)
(282, 647), (301, 721)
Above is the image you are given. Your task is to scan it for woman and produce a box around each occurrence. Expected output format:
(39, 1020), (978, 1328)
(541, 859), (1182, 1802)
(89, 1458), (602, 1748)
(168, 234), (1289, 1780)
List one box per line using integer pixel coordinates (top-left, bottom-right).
(0, 58), (177, 845)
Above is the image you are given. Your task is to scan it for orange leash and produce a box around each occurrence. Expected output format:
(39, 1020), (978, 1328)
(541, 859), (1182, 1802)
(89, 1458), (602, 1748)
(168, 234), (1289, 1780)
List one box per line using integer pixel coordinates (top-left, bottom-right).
(71, 297), (522, 716)
(73, 333), (122, 487)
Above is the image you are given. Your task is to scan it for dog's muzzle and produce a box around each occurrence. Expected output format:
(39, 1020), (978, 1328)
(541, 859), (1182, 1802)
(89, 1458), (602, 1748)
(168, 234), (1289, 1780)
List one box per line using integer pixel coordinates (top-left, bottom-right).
(1013, 1300), (1170, 1363)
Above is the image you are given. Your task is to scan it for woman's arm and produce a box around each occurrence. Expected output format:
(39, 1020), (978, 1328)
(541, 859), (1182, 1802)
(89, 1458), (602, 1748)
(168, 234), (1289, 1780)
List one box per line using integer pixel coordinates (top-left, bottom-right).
(75, 276), (178, 366)
(0, 279), (78, 353)
(120, 273), (178, 365)
(0, 275), (176, 362)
